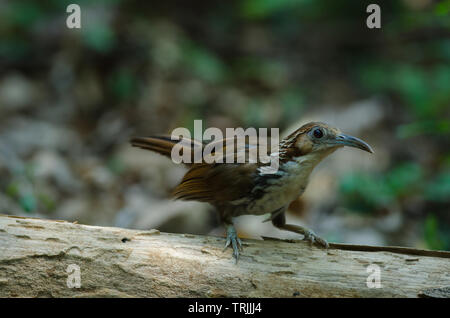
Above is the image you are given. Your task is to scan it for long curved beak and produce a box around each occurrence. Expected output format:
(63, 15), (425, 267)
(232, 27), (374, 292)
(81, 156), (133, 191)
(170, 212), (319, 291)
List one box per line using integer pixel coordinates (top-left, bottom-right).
(332, 134), (374, 153)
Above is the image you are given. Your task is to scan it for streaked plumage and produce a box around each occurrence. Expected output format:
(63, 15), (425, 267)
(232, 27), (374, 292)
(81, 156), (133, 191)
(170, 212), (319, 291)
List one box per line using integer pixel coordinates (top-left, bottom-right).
(131, 122), (373, 262)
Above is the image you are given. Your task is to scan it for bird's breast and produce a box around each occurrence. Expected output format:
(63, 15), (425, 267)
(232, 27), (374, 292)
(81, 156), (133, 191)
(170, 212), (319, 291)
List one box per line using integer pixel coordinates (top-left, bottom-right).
(234, 157), (316, 216)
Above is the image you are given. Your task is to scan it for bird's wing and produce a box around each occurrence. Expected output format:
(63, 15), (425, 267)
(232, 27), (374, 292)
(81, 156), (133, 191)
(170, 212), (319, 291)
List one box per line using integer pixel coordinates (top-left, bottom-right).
(172, 136), (266, 203)
(172, 162), (258, 204)
(130, 135), (276, 164)
(132, 135), (275, 204)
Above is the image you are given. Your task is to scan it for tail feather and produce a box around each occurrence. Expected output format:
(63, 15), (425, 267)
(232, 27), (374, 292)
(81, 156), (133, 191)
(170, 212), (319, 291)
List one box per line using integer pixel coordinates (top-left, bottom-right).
(130, 135), (203, 164)
(130, 136), (175, 157)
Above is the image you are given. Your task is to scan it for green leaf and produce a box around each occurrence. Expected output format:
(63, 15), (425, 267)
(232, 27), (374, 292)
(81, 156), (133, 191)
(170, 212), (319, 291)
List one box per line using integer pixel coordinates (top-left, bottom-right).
(182, 42), (226, 83)
(435, 0), (450, 16)
(19, 194), (36, 213)
(424, 214), (444, 250)
(385, 162), (423, 197)
(108, 68), (136, 101)
(82, 23), (115, 53)
(6, 2), (44, 27)
(425, 172), (450, 202)
(240, 0), (309, 19)
(397, 120), (450, 138)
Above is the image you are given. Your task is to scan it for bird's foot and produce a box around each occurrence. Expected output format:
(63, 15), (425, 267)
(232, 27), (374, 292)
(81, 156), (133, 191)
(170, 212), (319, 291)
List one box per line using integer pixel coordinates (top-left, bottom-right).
(303, 229), (329, 249)
(223, 225), (243, 263)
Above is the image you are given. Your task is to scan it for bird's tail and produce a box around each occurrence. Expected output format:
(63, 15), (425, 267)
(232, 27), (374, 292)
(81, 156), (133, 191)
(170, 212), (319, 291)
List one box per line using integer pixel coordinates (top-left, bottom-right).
(130, 135), (203, 164)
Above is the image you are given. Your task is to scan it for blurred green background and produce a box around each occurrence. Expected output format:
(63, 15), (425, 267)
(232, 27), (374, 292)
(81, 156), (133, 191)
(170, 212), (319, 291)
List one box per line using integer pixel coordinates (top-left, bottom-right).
(0, 0), (449, 250)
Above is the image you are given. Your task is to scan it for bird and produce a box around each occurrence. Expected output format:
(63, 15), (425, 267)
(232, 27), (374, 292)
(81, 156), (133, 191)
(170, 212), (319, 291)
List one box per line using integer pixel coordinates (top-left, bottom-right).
(130, 122), (373, 262)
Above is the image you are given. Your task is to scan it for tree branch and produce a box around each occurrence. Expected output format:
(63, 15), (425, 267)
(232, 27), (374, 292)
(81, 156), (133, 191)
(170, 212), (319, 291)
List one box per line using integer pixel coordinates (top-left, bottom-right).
(1, 215), (449, 297)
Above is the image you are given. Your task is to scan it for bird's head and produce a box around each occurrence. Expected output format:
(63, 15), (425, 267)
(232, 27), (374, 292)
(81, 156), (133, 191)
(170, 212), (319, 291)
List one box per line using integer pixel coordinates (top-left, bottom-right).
(280, 122), (373, 162)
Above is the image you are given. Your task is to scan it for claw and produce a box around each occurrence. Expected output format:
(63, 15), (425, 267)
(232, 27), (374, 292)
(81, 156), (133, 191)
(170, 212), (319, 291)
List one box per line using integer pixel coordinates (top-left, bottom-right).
(223, 225), (243, 263)
(303, 230), (329, 249)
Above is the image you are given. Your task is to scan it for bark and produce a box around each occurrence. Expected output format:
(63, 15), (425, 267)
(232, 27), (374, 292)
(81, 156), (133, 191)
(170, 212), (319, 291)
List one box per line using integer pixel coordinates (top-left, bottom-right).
(0, 214), (449, 298)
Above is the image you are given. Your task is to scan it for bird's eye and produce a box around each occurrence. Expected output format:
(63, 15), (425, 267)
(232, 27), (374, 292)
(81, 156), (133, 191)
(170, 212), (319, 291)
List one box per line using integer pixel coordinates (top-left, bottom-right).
(313, 128), (323, 139)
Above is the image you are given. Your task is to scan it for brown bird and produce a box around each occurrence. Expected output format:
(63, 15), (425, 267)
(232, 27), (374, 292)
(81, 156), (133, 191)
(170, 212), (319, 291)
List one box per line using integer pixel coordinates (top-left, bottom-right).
(130, 122), (373, 262)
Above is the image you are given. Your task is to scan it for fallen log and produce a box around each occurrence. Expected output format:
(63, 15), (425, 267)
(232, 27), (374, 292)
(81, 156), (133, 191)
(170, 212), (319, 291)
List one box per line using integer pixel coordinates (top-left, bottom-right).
(0, 214), (449, 297)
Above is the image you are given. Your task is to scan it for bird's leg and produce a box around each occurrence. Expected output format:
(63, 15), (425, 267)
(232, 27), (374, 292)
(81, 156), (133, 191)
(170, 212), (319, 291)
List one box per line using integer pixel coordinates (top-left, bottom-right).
(262, 206), (286, 223)
(271, 212), (329, 248)
(222, 222), (243, 263)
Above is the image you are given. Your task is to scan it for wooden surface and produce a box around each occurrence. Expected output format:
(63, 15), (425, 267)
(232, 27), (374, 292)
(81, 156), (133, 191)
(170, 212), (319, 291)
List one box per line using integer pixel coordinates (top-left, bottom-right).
(0, 214), (449, 298)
